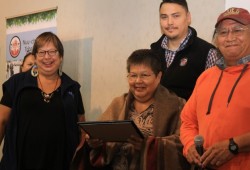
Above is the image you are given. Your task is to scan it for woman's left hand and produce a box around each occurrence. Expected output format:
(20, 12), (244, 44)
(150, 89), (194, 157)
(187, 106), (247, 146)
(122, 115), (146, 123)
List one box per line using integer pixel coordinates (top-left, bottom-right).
(127, 135), (144, 151)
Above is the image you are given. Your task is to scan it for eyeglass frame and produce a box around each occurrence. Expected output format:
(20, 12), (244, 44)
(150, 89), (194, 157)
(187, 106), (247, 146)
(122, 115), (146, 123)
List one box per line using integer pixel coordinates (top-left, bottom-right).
(36, 50), (59, 57)
(127, 72), (155, 81)
(215, 25), (249, 37)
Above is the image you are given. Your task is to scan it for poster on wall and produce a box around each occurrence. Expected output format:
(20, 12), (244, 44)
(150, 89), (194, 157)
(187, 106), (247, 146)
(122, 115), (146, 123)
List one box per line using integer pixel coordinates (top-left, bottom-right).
(6, 8), (57, 79)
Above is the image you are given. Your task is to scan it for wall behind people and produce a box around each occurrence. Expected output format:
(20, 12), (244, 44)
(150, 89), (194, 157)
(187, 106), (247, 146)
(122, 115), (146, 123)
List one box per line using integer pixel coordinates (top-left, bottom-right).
(226, 0), (250, 11)
(188, 0), (225, 42)
(0, 0), (224, 123)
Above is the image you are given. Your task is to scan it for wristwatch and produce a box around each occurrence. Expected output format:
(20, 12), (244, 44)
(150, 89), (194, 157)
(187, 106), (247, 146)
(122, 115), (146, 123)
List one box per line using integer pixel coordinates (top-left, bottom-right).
(229, 138), (239, 155)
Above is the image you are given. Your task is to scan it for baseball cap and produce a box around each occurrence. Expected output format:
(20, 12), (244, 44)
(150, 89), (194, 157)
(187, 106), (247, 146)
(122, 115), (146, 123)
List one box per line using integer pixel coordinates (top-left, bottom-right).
(215, 7), (250, 28)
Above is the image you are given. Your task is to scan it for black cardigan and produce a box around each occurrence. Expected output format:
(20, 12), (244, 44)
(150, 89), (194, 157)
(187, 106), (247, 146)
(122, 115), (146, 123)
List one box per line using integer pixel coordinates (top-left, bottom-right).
(0, 71), (84, 170)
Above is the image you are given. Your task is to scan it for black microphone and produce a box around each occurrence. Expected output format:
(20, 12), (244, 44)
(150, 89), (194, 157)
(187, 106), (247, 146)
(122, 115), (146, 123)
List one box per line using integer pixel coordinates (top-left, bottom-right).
(194, 135), (204, 170)
(194, 135), (204, 156)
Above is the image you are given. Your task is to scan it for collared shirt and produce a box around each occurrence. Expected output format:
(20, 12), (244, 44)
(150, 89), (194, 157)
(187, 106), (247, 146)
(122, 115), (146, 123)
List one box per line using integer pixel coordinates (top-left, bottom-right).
(216, 55), (250, 69)
(161, 28), (217, 69)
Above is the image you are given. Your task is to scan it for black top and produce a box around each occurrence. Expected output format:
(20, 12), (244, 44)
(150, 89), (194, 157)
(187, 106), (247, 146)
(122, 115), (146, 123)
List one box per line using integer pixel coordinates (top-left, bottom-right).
(0, 71), (84, 170)
(2, 87), (70, 170)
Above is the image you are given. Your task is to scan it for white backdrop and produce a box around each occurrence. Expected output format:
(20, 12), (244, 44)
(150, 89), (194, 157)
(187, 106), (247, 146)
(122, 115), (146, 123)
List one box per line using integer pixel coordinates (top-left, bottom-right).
(225, 0), (250, 11)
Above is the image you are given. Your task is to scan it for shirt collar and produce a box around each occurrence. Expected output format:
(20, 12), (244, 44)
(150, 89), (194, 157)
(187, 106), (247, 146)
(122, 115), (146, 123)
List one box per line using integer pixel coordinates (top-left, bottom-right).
(216, 55), (250, 69)
(161, 28), (192, 52)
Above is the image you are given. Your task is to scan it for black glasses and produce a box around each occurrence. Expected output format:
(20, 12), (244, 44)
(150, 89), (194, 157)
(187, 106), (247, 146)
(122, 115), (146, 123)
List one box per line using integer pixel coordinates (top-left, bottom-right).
(37, 50), (58, 57)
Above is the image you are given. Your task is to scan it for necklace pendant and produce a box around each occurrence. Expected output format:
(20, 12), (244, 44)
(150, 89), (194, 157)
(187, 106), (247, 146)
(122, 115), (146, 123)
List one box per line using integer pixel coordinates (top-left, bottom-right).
(41, 91), (53, 103)
(38, 76), (59, 103)
(44, 94), (50, 98)
(44, 98), (50, 103)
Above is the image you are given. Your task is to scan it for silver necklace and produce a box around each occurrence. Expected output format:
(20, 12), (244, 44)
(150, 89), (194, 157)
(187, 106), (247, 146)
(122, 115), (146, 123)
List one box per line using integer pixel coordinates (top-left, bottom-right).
(38, 76), (59, 103)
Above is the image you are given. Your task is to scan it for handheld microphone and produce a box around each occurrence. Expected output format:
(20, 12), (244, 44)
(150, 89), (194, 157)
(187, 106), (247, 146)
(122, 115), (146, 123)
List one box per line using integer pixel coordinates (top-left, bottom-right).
(194, 135), (204, 170)
(194, 135), (204, 156)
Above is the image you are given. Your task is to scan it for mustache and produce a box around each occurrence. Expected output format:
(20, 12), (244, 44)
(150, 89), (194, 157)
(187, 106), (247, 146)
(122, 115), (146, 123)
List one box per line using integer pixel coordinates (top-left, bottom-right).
(166, 26), (177, 30)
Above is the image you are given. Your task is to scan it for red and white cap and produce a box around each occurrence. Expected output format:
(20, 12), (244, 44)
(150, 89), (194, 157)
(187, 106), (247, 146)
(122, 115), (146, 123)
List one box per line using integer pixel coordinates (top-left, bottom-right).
(215, 7), (250, 28)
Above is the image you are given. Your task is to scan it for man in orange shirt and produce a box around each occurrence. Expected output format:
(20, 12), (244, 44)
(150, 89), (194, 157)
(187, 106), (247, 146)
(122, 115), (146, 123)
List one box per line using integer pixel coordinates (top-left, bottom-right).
(180, 7), (250, 170)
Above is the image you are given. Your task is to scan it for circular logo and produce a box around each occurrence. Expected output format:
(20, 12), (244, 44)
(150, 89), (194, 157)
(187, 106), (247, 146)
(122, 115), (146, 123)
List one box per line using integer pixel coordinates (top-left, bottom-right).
(9, 36), (21, 58)
(180, 57), (188, 66)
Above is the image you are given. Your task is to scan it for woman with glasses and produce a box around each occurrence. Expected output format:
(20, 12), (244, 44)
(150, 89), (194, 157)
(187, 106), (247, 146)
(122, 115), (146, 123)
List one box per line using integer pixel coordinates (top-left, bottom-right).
(84, 49), (190, 170)
(0, 32), (85, 170)
(180, 7), (250, 170)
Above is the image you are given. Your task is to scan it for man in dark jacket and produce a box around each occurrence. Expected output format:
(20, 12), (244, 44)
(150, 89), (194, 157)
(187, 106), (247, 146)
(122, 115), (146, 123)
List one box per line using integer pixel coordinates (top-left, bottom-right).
(151, 0), (218, 100)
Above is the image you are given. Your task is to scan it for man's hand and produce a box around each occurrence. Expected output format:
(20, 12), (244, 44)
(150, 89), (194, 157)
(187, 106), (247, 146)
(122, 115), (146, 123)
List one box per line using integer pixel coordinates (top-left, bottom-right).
(201, 140), (234, 169)
(186, 144), (202, 167)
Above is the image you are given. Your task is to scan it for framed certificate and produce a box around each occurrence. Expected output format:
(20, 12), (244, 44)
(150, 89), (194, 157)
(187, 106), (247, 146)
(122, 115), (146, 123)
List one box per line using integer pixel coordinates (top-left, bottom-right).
(78, 120), (144, 142)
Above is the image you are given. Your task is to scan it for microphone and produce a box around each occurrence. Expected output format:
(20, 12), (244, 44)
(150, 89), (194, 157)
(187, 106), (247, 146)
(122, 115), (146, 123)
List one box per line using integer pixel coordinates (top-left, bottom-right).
(194, 135), (204, 170)
(194, 135), (204, 156)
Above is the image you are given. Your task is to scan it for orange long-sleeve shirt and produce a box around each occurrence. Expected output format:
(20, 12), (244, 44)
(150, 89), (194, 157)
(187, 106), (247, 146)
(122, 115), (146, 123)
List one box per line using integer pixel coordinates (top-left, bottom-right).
(180, 64), (250, 170)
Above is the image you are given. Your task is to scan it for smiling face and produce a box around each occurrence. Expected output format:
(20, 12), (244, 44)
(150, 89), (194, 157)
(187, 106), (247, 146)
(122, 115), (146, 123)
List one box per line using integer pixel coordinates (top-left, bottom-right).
(128, 64), (161, 103)
(32, 32), (64, 77)
(35, 42), (62, 76)
(215, 19), (250, 66)
(159, 3), (191, 42)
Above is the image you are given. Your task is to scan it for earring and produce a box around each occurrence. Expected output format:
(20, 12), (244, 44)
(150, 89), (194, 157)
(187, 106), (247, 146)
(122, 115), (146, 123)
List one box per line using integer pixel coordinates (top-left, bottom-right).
(31, 65), (38, 77)
(58, 64), (63, 76)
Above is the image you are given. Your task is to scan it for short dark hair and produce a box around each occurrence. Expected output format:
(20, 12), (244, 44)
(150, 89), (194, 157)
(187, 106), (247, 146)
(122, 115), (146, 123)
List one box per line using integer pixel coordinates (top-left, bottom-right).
(32, 32), (64, 58)
(127, 49), (162, 75)
(160, 0), (189, 12)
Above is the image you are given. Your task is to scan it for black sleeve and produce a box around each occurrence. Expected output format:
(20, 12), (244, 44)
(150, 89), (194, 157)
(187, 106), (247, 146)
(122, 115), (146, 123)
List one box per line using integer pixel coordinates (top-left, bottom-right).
(0, 89), (13, 108)
(76, 89), (85, 115)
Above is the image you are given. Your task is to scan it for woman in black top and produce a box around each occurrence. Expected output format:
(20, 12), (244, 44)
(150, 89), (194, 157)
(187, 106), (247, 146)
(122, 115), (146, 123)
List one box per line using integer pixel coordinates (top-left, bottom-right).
(0, 32), (85, 170)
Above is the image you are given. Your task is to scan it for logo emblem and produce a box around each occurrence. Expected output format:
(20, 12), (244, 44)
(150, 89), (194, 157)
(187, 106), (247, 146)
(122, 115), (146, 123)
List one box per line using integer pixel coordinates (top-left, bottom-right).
(224, 8), (240, 17)
(9, 36), (21, 58)
(180, 57), (188, 66)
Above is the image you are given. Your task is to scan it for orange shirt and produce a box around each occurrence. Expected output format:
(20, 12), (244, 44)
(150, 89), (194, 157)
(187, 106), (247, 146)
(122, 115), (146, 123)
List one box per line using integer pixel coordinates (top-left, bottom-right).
(180, 65), (250, 170)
